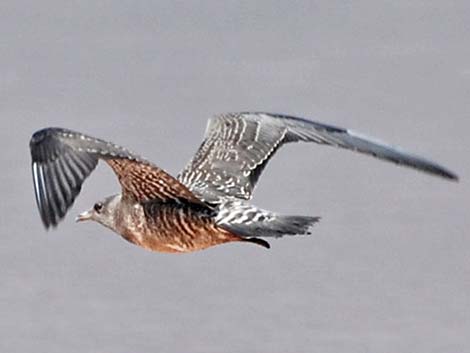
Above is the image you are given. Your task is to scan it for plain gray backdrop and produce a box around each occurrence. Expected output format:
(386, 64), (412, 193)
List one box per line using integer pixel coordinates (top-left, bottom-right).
(1, 1), (469, 352)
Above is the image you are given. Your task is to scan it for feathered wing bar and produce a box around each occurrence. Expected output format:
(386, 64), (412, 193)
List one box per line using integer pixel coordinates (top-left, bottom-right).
(179, 112), (458, 203)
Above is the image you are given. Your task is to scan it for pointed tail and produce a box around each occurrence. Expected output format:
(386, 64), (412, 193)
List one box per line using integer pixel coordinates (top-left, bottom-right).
(221, 212), (321, 239)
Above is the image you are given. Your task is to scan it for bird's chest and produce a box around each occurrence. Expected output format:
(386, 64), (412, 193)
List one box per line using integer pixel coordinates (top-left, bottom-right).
(115, 203), (188, 253)
(115, 203), (149, 246)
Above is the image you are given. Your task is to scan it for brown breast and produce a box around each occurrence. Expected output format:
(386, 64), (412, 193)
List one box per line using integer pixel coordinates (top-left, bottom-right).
(115, 200), (242, 253)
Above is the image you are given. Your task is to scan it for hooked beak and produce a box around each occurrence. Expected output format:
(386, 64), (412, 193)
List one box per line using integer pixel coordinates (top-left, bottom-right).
(75, 209), (93, 222)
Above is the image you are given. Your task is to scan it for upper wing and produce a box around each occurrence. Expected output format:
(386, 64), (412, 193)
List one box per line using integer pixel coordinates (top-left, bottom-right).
(178, 112), (458, 203)
(30, 127), (203, 228)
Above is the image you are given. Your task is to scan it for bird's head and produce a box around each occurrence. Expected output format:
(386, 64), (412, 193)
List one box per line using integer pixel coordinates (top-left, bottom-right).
(76, 194), (121, 230)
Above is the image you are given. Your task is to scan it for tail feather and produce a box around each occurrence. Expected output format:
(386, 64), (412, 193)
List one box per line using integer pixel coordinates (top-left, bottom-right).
(256, 215), (321, 238)
(222, 214), (321, 239)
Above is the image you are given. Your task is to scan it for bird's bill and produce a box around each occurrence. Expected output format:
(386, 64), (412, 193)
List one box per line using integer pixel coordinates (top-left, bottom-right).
(75, 209), (93, 222)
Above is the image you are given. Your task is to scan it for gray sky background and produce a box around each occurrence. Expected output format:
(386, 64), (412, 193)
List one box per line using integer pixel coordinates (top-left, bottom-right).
(1, 1), (469, 352)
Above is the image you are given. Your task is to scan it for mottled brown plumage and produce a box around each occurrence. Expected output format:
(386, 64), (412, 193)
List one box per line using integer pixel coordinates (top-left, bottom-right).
(106, 158), (203, 204)
(30, 113), (457, 254)
(114, 200), (248, 253)
(104, 156), (264, 252)
(29, 126), (269, 252)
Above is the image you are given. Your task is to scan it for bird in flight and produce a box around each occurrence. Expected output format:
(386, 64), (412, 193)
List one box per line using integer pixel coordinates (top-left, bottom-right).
(30, 113), (458, 253)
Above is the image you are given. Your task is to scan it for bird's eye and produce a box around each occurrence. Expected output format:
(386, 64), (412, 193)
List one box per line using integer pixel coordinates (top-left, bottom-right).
(94, 202), (103, 213)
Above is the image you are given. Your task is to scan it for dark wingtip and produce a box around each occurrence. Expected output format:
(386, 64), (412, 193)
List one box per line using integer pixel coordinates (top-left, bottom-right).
(446, 172), (459, 182)
(42, 221), (56, 231)
(434, 167), (459, 182)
